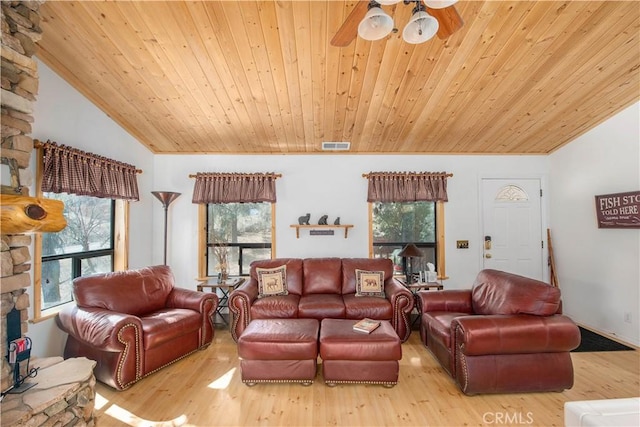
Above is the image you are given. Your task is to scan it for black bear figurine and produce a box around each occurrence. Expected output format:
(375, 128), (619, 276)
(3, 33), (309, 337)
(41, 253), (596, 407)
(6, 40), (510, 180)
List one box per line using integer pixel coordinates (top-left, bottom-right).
(334, 217), (341, 225)
(318, 215), (328, 225)
(298, 213), (310, 225)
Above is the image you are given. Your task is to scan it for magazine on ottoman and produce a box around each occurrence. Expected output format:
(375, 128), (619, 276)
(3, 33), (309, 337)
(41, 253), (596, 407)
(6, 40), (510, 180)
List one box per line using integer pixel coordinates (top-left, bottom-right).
(353, 318), (381, 334)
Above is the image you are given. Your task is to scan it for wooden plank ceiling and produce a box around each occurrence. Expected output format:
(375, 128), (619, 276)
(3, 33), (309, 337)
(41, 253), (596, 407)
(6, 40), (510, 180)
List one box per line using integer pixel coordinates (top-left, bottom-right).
(36, 1), (640, 155)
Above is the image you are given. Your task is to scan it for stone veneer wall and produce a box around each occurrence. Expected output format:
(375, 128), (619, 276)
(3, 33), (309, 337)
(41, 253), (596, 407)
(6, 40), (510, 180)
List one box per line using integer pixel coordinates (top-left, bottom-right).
(1, 0), (43, 393)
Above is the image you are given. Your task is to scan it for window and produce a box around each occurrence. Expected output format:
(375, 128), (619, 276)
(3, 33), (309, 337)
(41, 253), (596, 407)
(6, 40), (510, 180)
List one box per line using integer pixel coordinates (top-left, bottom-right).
(371, 201), (437, 278)
(40, 193), (114, 311)
(204, 202), (273, 277)
(364, 171), (450, 279)
(34, 195), (127, 320)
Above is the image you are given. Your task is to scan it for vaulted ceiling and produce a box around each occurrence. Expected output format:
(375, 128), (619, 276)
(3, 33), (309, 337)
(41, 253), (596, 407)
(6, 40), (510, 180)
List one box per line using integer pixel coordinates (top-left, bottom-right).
(36, 1), (640, 155)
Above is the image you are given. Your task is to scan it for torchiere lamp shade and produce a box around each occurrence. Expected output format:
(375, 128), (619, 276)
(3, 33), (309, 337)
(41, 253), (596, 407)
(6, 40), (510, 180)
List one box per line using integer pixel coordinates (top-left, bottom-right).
(152, 191), (181, 207)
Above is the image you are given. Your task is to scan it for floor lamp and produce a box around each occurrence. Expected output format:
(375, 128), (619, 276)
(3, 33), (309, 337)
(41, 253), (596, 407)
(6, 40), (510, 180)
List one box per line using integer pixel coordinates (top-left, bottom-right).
(152, 191), (181, 265)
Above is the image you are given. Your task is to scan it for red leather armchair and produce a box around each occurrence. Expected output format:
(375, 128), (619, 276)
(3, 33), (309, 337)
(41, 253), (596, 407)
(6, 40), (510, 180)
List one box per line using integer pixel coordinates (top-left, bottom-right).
(56, 265), (218, 390)
(229, 258), (414, 342)
(418, 269), (580, 395)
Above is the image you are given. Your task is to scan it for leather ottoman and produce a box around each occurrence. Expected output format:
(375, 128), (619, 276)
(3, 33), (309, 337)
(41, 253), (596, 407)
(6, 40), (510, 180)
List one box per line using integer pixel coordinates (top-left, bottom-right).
(237, 318), (319, 385)
(319, 318), (402, 387)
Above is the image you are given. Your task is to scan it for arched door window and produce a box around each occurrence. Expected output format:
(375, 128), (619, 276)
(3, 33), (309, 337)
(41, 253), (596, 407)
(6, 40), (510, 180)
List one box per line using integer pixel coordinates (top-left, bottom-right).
(495, 185), (529, 201)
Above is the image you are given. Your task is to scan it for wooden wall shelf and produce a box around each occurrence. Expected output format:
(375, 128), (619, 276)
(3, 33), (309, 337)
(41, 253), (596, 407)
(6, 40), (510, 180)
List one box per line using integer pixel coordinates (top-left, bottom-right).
(290, 224), (353, 238)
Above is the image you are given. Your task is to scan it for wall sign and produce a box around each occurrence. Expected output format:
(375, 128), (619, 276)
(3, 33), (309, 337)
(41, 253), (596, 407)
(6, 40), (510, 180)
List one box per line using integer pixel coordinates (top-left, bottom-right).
(594, 191), (640, 228)
(310, 229), (334, 236)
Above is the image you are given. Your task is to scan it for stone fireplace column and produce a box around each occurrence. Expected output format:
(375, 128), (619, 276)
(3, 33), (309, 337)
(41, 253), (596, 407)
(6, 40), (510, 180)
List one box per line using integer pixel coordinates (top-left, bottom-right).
(1, 0), (44, 392)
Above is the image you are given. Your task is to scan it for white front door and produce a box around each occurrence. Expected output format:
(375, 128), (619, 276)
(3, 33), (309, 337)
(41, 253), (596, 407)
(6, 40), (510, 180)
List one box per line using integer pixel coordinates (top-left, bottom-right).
(481, 178), (543, 280)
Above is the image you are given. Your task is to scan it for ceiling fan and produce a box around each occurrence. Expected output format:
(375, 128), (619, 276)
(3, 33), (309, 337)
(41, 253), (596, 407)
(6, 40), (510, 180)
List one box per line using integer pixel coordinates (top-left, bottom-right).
(331, 0), (464, 47)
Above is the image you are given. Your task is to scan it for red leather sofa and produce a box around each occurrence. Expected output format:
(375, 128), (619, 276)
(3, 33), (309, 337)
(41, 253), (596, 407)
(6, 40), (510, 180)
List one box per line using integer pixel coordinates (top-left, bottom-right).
(418, 269), (581, 395)
(229, 258), (414, 342)
(56, 265), (219, 390)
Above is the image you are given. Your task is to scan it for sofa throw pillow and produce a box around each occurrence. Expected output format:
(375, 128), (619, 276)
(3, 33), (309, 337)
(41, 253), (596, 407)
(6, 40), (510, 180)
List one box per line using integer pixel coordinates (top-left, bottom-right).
(256, 265), (288, 298)
(355, 269), (385, 298)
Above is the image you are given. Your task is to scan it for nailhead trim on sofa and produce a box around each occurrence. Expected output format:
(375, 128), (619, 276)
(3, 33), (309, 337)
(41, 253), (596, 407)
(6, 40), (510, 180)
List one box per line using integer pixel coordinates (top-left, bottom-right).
(116, 323), (141, 390)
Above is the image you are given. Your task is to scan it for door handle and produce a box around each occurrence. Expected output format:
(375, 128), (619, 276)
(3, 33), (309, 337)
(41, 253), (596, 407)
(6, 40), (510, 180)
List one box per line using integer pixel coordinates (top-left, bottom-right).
(485, 253), (492, 259)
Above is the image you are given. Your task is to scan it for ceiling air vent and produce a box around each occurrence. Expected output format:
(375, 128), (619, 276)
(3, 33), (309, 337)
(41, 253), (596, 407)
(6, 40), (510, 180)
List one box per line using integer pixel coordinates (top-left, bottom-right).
(322, 142), (351, 151)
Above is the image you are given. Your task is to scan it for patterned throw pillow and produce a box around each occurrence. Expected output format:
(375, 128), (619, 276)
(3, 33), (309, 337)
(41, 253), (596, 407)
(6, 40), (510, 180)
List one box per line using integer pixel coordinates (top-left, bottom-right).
(355, 269), (385, 298)
(256, 265), (288, 298)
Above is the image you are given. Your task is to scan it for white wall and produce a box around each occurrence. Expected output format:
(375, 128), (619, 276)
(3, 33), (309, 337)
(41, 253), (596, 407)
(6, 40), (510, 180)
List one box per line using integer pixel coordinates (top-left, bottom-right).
(549, 102), (640, 346)
(154, 154), (549, 291)
(28, 61), (156, 357)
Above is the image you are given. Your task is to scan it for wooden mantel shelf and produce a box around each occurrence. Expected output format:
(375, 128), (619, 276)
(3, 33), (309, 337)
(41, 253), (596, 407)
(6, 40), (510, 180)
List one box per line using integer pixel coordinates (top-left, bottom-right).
(290, 224), (353, 238)
(0, 194), (66, 234)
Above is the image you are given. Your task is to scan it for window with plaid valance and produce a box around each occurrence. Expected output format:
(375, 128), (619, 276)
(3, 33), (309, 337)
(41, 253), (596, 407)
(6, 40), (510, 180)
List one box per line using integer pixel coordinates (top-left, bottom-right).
(38, 140), (140, 201)
(364, 171), (451, 203)
(191, 172), (280, 204)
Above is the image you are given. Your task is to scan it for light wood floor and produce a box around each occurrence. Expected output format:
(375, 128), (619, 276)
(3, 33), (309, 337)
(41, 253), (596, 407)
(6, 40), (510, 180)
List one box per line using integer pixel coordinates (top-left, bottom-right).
(93, 326), (639, 427)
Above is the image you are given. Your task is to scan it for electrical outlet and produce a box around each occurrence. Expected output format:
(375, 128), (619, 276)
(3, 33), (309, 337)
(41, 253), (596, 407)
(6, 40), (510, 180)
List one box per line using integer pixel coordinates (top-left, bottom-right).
(456, 240), (469, 249)
(624, 312), (632, 323)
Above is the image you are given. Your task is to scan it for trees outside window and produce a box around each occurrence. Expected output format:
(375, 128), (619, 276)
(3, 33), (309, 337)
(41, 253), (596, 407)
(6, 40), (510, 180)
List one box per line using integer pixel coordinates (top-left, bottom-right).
(371, 201), (437, 278)
(41, 193), (114, 310)
(206, 202), (272, 276)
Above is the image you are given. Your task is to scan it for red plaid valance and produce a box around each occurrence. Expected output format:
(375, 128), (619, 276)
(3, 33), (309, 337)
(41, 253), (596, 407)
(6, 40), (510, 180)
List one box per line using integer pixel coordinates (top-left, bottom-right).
(40, 140), (140, 201)
(191, 172), (280, 204)
(365, 171), (451, 203)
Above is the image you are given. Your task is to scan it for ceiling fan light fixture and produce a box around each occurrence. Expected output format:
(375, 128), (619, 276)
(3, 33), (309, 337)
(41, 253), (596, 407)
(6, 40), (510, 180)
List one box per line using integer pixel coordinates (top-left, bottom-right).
(358, 7), (394, 41)
(402, 10), (439, 44)
(423, 0), (458, 9)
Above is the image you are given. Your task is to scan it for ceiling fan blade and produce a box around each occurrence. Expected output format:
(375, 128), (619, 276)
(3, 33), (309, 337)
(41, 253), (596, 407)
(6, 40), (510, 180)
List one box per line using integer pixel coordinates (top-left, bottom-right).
(427, 5), (464, 40)
(331, 1), (370, 47)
